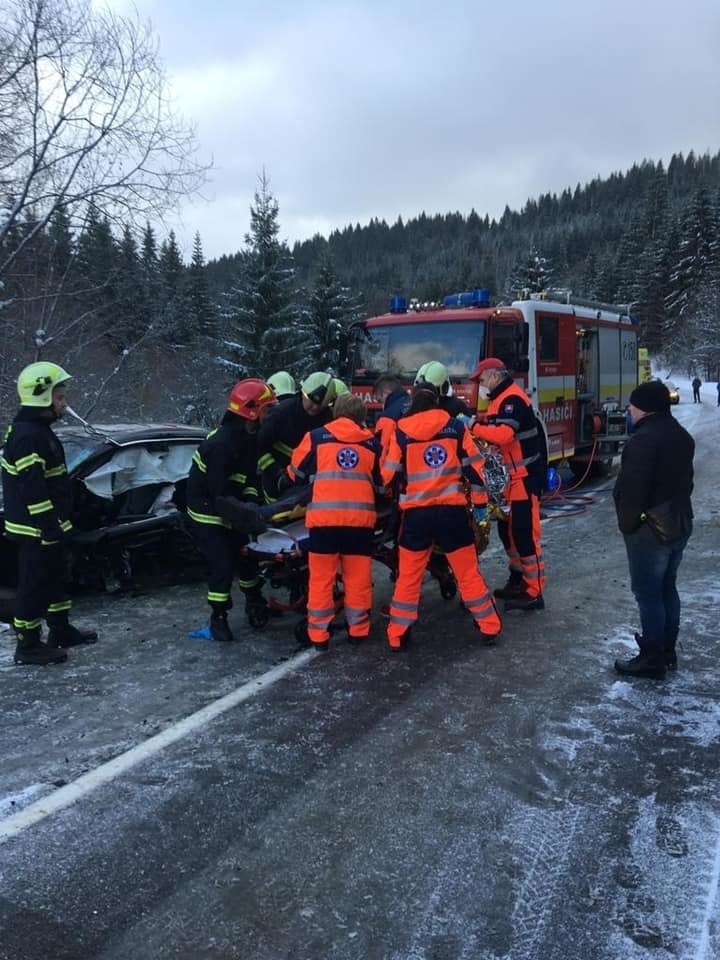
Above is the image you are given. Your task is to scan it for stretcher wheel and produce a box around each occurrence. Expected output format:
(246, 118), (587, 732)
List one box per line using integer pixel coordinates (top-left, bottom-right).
(246, 603), (270, 628)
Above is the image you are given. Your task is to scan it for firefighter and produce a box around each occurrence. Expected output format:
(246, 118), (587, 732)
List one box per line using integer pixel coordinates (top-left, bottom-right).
(2, 361), (99, 665)
(186, 379), (277, 641)
(469, 357), (545, 611)
(267, 371), (297, 403)
(288, 393), (382, 650)
(381, 382), (501, 650)
(415, 360), (473, 417)
(257, 371), (336, 503)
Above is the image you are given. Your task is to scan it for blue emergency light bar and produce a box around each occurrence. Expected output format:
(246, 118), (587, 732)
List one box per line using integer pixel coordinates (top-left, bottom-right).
(442, 288), (490, 308)
(389, 295), (407, 313)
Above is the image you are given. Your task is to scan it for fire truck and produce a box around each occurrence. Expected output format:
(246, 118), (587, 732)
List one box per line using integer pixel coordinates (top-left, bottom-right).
(349, 289), (639, 474)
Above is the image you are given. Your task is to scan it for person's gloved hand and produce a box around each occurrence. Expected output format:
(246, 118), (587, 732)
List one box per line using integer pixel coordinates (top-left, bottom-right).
(472, 505), (488, 525)
(40, 521), (70, 544)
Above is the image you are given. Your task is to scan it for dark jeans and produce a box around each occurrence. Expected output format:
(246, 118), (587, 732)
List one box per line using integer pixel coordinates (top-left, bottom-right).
(623, 523), (691, 649)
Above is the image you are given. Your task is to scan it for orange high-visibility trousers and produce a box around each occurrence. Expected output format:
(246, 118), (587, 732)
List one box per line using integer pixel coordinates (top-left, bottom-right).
(307, 552), (372, 645)
(497, 493), (544, 598)
(387, 542), (501, 646)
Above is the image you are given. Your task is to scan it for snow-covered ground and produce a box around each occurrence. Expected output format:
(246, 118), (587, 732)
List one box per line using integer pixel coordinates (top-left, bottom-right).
(0, 367), (718, 959)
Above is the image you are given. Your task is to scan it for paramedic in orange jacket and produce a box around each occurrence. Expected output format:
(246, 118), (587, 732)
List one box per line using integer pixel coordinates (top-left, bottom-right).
(381, 383), (501, 650)
(288, 394), (383, 650)
(470, 357), (545, 611)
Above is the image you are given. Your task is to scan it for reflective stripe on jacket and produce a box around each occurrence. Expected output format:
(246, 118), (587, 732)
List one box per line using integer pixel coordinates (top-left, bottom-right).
(472, 379), (540, 483)
(186, 415), (260, 526)
(382, 408), (487, 511)
(289, 418), (381, 528)
(1, 410), (72, 541)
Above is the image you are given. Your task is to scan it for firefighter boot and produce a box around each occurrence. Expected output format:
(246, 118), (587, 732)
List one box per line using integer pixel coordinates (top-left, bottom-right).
(14, 627), (68, 665)
(47, 613), (99, 648)
(244, 587), (270, 628)
(210, 612), (235, 643)
(493, 570), (524, 600)
(503, 591), (545, 612)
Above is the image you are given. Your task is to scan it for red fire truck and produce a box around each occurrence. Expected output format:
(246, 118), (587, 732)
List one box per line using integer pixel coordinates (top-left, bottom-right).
(349, 289), (638, 474)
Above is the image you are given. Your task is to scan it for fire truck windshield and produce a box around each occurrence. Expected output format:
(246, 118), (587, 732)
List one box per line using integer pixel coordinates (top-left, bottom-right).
(354, 320), (486, 379)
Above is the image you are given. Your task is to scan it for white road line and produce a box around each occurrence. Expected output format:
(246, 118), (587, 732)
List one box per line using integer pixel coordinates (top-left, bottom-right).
(691, 822), (720, 960)
(0, 648), (316, 845)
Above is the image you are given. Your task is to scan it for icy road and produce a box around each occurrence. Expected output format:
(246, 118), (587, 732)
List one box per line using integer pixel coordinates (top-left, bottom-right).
(1, 378), (718, 960)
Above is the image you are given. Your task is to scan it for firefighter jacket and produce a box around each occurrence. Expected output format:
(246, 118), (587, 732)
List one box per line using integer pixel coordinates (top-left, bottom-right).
(613, 410), (694, 536)
(440, 394), (473, 417)
(472, 377), (544, 495)
(257, 395), (333, 502)
(186, 413), (260, 527)
(289, 417), (382, 529)
(382, 408), (487, 512)
(1, 408), (73, 542)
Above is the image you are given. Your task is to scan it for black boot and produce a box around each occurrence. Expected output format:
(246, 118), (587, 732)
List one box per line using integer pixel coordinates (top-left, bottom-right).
(615, 642), (666, 679)
(493, 570), (524, 600)
(14, 627), (68, 665)
(210, 612), (235, 642)
(664, 632), (678, 671)
(503, 591), (545, 612)
(636, 630), (677, 672)
(47, 614), (99, 648)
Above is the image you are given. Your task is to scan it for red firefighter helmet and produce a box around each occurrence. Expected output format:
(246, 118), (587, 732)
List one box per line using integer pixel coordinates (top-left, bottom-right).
(227, 379), (277, 420)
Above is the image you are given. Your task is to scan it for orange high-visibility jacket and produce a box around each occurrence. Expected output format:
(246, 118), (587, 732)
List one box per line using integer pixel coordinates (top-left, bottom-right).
(289, 418), (382, 528)
(472, 380), (541, 483)
(382, 408), (487, 511)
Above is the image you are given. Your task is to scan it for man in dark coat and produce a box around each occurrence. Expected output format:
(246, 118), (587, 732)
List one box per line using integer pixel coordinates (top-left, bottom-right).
(613, 379), (694, 679)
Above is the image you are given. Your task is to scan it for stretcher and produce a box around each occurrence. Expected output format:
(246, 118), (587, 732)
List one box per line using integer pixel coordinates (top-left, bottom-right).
(243, 489), (457, 629)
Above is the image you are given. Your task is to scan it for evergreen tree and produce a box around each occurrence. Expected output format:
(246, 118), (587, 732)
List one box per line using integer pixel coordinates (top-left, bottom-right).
(157, 229), (189, 342)
(307, 256), (365, 375)
(186, 232), (216, 338)
(74, 209), (119, 343)
(220, 172), (302, 379)
(506, 247), (554, 298)
(664, 188), (719, 357)
(113, 224), (146, 346)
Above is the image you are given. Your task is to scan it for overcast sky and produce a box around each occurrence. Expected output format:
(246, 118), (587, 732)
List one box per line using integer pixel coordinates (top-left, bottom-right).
(102, 0), (720, 262)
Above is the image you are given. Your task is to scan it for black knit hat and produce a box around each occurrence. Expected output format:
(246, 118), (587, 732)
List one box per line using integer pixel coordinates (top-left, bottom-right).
(629, 380), (671, 413)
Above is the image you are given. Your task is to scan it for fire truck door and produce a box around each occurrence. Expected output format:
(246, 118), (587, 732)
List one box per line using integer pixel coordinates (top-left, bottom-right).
(576, 327), (598, 446)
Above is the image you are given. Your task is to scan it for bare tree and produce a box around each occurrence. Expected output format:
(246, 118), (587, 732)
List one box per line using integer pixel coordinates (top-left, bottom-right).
(0, 0), (208, 280)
